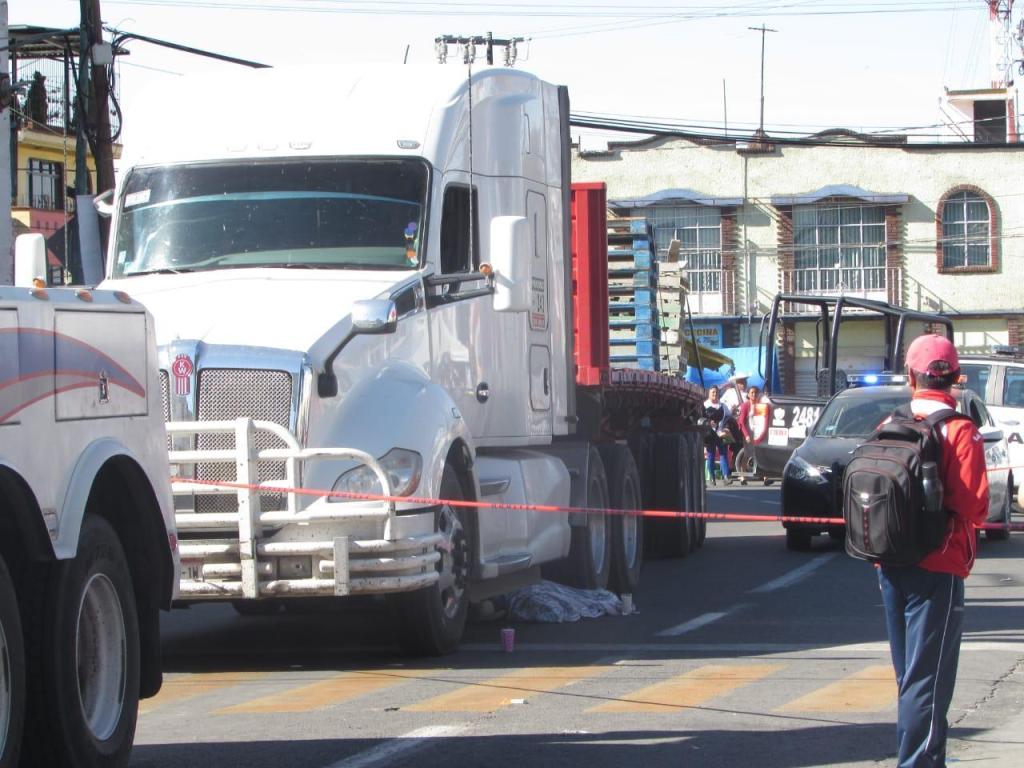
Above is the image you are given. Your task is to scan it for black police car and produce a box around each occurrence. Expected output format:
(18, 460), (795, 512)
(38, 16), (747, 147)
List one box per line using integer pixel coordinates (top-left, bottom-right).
(781, 375), (1012, 551)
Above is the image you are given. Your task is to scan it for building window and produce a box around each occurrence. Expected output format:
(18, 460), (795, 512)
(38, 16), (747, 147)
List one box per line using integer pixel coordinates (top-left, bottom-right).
(28, 159), (65, 211)
(642, 206), (722, 293)
(792, 203), (886, 294)
(939, 188), (996, 271)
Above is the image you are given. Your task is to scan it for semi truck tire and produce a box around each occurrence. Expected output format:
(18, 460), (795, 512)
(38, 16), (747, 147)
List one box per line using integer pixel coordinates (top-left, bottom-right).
(598, 444), (644, 594)
(23, 515), (140, 768)
(684, 432), (704, 551)
(684, 434), (700, 552)
(652, 434), (692, 558)
(558, 447), (612, 591)
(0, 552), (25, 768)
(392, 464), (471, 656)
(693, 432), (707, 547)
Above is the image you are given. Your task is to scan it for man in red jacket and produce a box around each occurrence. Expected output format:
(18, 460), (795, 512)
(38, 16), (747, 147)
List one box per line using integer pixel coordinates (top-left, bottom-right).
(878, 334), (989, 768)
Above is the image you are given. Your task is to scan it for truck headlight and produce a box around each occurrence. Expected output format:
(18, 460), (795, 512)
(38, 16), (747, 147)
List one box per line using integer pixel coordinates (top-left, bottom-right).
(785, 454), (826, 484)
(330, 448), (422, 500)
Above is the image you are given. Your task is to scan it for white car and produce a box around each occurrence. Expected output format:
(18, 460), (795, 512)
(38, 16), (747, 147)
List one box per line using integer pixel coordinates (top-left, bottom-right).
(960, 350), (1024, 507)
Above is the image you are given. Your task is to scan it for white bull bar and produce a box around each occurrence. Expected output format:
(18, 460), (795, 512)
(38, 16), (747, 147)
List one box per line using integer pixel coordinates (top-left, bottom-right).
(167, 418), (443, 600)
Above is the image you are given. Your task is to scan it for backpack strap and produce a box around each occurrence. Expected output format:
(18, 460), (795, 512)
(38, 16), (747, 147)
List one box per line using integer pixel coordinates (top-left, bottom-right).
(921, 407), (969, 429)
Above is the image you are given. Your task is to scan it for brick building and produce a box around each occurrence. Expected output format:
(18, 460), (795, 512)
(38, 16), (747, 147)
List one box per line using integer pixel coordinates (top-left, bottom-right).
(573, 131), (1024, 395)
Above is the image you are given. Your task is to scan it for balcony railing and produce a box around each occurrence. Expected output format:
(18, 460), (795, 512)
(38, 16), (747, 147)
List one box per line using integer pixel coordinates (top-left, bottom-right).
(783, 266), (904, 307)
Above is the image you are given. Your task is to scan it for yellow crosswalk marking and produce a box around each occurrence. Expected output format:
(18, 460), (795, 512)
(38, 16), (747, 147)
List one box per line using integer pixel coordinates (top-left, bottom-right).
(777, 665), (896, 713)
(217, 669), (430, 714)
(141, 672), (268, 715)
(590, 663), (784, 713)
(406, 665), (610, 713)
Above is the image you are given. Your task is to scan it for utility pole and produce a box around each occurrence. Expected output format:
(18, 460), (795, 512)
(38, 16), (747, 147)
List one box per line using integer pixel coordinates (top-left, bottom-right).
(70, 0), (112, 283)
(748, 24), (777, 136)
(435, 34), (523, 66)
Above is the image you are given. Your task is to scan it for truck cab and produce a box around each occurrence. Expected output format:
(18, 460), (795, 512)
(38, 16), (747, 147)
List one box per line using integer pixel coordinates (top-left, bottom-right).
(99, 65), (579, 654)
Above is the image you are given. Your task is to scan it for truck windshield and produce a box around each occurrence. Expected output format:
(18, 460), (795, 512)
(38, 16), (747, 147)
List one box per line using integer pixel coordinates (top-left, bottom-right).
(111, 159), (428, 277)
(812, 390), (910, 438)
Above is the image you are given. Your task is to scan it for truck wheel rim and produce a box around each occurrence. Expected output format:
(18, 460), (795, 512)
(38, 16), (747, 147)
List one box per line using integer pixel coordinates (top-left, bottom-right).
(76, 573), (127, 742)
(437, 506), (467, 622)
(0, 617), (10, 756)
(622, 478), (640, 570)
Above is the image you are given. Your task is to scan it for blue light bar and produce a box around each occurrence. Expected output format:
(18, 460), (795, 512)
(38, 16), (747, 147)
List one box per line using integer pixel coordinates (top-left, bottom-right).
(848, 373), (908, 388)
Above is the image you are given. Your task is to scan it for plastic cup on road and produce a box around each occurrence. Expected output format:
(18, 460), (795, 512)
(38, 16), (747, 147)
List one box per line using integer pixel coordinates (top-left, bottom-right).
(622, 593), (633, 615)
(501, 627), (515, 653)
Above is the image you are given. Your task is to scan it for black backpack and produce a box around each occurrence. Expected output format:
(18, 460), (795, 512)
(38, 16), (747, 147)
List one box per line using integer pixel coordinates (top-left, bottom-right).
(842, 405), (969, 566)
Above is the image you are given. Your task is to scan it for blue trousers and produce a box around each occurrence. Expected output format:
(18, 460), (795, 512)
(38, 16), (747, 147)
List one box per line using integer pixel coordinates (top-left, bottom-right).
(878, 566), (965, 768)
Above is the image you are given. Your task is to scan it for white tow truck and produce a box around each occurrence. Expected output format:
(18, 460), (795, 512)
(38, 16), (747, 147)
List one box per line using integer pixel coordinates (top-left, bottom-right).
(96, 65), (709, 655)
(0, 241), (178, 768)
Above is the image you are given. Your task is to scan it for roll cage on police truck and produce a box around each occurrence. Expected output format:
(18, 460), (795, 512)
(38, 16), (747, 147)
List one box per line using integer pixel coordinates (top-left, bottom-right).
(750, 293), (955, 479)
(96, 65), (710, 655)
(1, 243), (178, 768)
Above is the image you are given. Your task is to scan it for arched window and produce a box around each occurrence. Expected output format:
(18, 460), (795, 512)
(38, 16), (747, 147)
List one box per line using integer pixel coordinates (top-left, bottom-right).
(937, 187), (998, 272)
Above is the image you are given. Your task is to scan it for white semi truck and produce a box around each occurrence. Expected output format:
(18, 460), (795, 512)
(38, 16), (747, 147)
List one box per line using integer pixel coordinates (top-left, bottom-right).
(98, 65), (709, 655)
(0, 251), (178, 768)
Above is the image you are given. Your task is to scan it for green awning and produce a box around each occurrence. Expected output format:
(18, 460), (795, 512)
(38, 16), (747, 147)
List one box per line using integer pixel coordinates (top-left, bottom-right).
(685, 339), (734, 371)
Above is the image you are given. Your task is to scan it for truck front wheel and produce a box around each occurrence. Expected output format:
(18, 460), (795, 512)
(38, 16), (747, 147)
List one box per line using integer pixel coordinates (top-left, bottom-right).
(0, 552), (25, 768)
(23, 515), (140, 768)
(392, 465), (471, 656)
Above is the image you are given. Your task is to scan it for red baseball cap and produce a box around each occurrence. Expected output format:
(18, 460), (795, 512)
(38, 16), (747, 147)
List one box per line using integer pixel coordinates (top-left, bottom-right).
(906, 334), (960, 376)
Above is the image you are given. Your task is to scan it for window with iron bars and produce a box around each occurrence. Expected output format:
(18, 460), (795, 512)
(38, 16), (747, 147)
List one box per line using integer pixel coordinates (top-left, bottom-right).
(638, 206), (722, 293)
(28, 159), (65, 211)
(941, 191), (990, 269)
(793, 203), (886, 294)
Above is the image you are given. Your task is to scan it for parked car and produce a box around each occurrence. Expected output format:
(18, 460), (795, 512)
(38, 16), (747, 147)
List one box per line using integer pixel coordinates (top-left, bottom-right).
(781, 376), (1012, 551)
(959, 348), (1024, 507)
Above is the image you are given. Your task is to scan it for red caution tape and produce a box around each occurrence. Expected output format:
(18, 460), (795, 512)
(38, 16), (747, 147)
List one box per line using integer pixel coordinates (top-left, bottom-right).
(172, 476), (1024, 532)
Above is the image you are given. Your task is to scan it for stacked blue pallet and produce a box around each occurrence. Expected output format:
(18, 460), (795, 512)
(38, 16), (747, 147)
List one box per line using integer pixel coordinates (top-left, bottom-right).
(607, 217), (659, 370)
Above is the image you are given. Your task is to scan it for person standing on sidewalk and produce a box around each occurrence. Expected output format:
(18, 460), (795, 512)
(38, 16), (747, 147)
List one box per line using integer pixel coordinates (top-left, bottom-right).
(878, 335), (989, 768)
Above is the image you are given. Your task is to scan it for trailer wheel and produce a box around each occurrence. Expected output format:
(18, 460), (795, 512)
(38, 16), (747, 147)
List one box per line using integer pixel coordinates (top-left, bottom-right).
(23, 515), (140, 768)
(598, 444), (644, 594)
(651, 434), (691, 558)
(557, 447), (612, 590)
(392, 464), (471, 656)
(0, 552), (25, 768)
(688, 433), (707, 549)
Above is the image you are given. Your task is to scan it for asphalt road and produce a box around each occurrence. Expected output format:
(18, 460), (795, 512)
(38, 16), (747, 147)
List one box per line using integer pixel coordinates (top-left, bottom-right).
(131, 487), (1024, 768)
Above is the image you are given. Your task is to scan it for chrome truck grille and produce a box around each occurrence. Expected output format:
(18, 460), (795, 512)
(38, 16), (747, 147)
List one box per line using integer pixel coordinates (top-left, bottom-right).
(197, 369), (292, 513)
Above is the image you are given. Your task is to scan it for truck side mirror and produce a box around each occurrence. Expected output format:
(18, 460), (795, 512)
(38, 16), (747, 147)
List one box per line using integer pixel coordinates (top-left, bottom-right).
(352, 299), (398, 335)
(488, 216), (530, 313)
(14, 234), (47, 287)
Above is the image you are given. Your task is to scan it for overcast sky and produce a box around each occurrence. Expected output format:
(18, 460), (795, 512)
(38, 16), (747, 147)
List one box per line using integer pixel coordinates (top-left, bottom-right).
(17, 0), (1016, 147)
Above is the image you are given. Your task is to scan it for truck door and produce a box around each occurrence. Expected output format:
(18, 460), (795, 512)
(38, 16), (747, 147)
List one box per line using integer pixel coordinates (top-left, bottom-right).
(428, 180), (531, 441)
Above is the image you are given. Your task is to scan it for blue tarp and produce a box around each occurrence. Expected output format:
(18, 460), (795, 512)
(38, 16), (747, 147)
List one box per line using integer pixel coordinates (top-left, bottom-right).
(684, 346), (780, 391)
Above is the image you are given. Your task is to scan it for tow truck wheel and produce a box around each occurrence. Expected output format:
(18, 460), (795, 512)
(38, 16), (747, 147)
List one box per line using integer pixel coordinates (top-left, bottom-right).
(393, 465), (471, 656)
(987, 475), (1012, 541)
(0, 552), (25, 768)
(598, 444), (644, 594)
(23, 515), (140, 768)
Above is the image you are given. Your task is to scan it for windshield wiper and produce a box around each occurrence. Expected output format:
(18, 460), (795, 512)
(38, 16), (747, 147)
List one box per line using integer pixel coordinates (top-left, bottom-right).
(125, 267), (198, 276)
